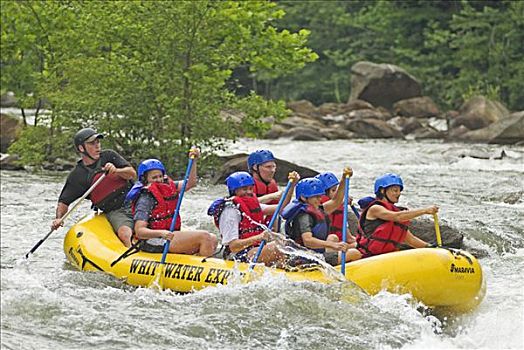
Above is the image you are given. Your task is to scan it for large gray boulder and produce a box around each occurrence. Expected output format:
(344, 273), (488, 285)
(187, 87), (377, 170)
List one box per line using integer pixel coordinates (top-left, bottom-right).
(211, 154), (319, 185)
(282, 126), (327, 141)
(451, 96), (509, 130)
(278, 115), (325, 130)
(263, 124), (287, 139)
(410, 218), (464, 248)
(0, 92), (17, 107)
(345, 118), (404, 138)
(349, 61), (422, 110)
(317, 100), (374, 117)
(319, 127), (355, 140)
(393, 96), (440, 118)
(0, 153), (24, 170)
(286, 100), (318, 116)
(459, 111), (524, 144)
(409, 126), (442, 140)
(1, 113), (23, 153)
(347, 108), (389, 121)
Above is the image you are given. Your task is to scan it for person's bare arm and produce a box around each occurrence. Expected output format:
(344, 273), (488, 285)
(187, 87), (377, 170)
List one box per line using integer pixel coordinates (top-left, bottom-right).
(257, 191), (282, 204)
(324, 167), (352, 214)
(367, 205), (438, 222)
(134, 220), (174, 241)
(51, 202), (69, 230)
(185, 147), (200, 190)
(301, 232), (350, 251)
(228, 231), (269, 253)
(404, 230), (428, 248)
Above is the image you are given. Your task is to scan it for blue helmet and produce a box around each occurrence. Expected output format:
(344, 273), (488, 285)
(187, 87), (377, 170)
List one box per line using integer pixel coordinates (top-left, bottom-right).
(315, 172), (339, 191)
(296, 178), (325, 200)
(247, 150), (276, 172)
(374, 173), (404, 195)
(226, 171), (255, 195)
(138, 159), (166, 181)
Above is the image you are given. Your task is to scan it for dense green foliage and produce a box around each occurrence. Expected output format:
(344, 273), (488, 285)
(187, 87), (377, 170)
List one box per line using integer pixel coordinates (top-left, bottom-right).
(257, 0), (523, 110)
(1, 1), (316, 169)
(2, 0), (523, 169)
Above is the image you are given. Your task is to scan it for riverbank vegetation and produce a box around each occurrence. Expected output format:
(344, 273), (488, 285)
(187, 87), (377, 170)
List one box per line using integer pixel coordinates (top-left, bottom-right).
(1, 0), (522, 170)
(1, 1), (317, 170)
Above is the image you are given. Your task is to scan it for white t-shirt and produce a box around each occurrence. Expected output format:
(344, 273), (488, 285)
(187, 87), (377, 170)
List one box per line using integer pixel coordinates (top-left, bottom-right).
(219, 203), (269, 245)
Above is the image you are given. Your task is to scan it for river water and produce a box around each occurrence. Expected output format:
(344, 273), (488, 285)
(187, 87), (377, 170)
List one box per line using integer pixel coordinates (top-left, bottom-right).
(1, 139), (523, 349)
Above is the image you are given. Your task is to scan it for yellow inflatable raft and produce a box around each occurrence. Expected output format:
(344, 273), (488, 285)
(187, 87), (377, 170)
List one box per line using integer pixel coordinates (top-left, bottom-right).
(64, 214), (485, 311)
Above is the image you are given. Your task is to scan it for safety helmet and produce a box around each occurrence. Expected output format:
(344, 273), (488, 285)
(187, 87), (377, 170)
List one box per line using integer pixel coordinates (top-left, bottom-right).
(296, 178), (325, 200)
(374, 173), (404, 195)
(315, 172), (339, 191)
(138, 159), (166, 181)
(247, 150), (276, 172)
(73, 128), (103, 150)
(226, 171), (255, 195)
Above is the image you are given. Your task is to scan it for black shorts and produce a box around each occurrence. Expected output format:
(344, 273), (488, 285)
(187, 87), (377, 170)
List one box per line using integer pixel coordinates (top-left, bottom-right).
(141, 241), (165, 253)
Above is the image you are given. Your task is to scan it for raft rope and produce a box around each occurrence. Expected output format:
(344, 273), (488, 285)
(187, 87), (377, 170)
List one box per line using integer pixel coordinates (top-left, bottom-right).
(110, 240), (145, 267)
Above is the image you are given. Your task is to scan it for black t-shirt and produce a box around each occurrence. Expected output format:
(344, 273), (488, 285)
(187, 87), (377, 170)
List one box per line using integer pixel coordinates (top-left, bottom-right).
(58, 149), (131, 211)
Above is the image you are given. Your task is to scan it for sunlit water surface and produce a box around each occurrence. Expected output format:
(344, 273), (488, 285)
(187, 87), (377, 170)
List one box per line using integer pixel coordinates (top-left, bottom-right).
(1, 139), (523, 349)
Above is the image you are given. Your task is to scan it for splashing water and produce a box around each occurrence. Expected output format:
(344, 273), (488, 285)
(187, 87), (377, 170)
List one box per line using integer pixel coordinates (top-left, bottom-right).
(3, 139), (523, 349)
(237, 207), (347, 282)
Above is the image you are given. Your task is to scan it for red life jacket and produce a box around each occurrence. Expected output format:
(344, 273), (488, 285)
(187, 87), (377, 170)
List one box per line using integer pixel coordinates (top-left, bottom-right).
(138, 179), (181, 231)
(253, 177), (279, 205)
(212, 195), (265, 244)
(356, 200), (409, 257)
(89, 171), (130, 209)
(320, 195), (345, 241)
(232, 195), (265, 241)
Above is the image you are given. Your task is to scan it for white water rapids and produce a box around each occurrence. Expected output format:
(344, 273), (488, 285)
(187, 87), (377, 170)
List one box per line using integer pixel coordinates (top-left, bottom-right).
(1, 139), (523, 349)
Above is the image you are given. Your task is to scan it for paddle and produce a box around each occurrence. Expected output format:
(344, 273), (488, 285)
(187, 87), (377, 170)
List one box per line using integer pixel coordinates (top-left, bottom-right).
(151, 153), (195, 289)
(25, 173), (107, 259)
(249, 178), (294, 270)
(433, 213), (443, 247)
(340, 174), (350, 275)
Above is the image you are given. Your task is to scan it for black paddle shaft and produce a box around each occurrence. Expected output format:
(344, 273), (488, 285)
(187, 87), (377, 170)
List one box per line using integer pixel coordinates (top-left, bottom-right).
(25, 229), (54, 259)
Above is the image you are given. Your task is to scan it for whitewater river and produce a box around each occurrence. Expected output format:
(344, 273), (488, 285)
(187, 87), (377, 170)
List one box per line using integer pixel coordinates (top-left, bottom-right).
(1, 139), (523, 349)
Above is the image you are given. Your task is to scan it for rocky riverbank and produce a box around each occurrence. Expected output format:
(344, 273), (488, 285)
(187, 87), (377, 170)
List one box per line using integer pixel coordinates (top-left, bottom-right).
(264, 62), (523, 145)
(2, 61), (522, 172)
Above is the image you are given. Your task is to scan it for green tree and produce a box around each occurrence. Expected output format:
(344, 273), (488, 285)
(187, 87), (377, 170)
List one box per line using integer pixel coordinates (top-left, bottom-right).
(266, 0), (522, 111)
(442, 1), (524, 109)
(3, 1), (316, 170)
